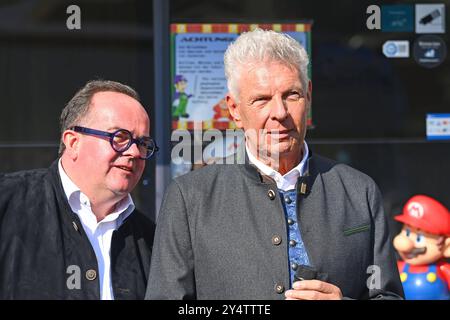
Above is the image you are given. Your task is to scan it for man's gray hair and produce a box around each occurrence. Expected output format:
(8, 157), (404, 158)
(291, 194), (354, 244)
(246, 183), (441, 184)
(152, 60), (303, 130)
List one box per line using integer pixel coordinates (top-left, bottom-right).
(224, 28), (310, 99)
(58, 79), (140, 156)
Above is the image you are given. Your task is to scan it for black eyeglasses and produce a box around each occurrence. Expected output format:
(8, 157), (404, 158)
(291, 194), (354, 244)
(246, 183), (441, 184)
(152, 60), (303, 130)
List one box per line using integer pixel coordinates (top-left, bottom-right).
(71, 126), (159, 160)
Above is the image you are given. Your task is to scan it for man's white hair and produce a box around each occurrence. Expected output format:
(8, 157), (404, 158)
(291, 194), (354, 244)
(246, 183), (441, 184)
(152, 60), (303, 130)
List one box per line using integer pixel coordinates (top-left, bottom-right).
(224, 28), (310, 100)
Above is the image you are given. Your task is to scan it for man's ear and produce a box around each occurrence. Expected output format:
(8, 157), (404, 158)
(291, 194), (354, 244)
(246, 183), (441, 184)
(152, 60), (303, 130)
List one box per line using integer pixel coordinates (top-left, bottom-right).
(226, 94), (243, 129)
(62, 129), (79, 160)
(443, 237), (450, 258)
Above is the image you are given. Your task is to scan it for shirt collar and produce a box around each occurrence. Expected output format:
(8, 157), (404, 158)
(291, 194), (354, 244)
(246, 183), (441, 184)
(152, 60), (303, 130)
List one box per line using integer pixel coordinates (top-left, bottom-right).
(57, 159), (135, 225)
(246, 141), (309, 185)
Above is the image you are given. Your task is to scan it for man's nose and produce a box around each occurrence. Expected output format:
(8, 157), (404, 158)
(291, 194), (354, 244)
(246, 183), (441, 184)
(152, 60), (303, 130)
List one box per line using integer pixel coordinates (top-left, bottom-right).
(124, 142), (142, 159)
(393, 234), (415, 252)
(270, 95), (288, 121)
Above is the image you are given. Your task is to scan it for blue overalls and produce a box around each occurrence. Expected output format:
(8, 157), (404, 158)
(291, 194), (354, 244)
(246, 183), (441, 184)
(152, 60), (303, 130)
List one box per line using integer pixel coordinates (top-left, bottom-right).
(401, 263), (450, 300)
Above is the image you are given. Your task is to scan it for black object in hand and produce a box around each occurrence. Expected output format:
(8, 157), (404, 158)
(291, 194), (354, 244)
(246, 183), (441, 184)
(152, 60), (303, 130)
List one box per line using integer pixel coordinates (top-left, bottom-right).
(294, 265), (318, 282)
(294, 265), (329, 283)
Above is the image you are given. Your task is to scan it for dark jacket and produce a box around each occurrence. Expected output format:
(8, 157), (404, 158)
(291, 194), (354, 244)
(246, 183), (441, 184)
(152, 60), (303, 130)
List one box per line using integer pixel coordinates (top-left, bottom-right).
(146, 152), (404, 300)
(0, 161), (155, 299)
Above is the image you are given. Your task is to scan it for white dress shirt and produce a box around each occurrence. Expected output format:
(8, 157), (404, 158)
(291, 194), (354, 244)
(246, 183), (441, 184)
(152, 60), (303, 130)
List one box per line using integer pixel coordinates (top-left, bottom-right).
(246, 141), (309, 191)
(58, 160), (134, 300)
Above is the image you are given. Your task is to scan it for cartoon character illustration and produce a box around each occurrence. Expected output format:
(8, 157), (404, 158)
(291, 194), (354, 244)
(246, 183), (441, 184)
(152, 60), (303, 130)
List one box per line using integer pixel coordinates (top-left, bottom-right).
(393, 195), (450, 300)
(172, 75), (192, 119)
(213, 98), (233, 122)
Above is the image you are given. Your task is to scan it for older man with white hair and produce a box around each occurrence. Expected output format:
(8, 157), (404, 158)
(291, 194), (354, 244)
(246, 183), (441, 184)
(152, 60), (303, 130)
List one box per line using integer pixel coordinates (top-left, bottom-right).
(146, 29), (403, 300)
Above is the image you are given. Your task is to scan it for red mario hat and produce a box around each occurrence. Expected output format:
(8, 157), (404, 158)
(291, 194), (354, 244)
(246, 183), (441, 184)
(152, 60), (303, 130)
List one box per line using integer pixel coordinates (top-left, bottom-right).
(395, 195), (450, 236)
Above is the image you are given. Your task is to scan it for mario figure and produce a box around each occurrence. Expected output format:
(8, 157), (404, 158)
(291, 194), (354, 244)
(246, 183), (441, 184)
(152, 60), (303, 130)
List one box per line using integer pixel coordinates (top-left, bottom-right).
(393, 195), (450, 300)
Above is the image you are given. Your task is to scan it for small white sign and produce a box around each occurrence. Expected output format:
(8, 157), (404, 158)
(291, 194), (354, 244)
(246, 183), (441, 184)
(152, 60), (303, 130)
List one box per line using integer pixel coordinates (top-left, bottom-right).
(416, 4), (446, 34)
(382, 41), (410, 58)
(426, 113), (450, 140)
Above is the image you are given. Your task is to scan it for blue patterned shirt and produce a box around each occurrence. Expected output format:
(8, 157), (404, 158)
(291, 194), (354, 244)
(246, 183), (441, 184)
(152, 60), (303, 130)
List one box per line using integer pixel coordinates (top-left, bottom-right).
(279, 189), (311, 286)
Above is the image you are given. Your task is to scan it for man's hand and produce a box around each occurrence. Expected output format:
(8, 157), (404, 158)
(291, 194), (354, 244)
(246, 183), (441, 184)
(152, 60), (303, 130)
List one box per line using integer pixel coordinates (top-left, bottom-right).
(285, 280), (343, 300)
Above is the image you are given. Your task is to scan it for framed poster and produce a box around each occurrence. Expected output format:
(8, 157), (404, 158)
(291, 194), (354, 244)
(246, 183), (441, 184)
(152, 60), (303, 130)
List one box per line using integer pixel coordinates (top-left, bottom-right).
(170, 23), (313, 131)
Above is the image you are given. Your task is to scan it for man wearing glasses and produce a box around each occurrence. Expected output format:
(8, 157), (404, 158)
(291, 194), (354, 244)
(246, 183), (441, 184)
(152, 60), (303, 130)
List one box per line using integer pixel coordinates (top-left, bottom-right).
(0, 80), (158, 299)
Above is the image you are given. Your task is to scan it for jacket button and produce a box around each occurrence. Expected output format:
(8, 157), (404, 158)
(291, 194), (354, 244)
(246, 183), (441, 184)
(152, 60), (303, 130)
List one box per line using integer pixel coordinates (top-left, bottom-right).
(289, 239), (297, 247)
(85, 269), (97, 281)
(267, 189), (276, 200)
(275, 283), (285, 294)
(291, 262), (298, 271)
(271, 235), (282, 246)
(284, 195), (292, 204)
(287, 218), (295, 225)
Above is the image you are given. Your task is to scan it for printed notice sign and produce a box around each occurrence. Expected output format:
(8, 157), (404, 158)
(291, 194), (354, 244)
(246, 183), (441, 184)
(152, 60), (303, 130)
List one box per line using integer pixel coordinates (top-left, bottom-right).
(170, 23), (313, 131)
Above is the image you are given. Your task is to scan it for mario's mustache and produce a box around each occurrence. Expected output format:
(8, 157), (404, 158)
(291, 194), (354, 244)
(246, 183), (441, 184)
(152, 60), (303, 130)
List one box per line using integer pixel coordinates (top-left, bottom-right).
(406, 247), (427, 259)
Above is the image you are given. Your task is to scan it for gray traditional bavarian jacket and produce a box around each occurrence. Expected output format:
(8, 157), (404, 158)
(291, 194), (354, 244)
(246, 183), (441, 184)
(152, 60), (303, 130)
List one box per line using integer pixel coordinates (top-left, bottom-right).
(146, 152), (404, 300)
